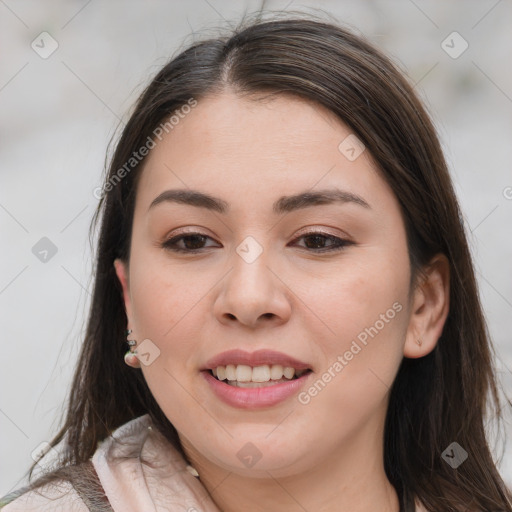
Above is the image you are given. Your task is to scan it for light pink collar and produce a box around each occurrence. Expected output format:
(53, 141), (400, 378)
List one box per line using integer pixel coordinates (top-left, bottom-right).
(92, 414), (220, 512)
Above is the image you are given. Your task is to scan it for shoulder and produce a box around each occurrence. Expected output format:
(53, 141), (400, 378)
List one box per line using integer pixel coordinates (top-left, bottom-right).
(0, 479), (88, 511)
(0, 416), (154, 512)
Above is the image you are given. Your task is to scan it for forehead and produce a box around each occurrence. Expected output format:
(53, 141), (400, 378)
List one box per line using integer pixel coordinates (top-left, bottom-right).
(134, 91), (397, 219)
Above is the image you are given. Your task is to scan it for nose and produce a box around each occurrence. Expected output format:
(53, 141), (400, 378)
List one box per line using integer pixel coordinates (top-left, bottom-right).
(213, 249), (292, 329)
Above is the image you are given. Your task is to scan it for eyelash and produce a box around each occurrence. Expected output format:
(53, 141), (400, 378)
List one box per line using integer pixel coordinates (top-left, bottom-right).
(161, 231), (352, 254)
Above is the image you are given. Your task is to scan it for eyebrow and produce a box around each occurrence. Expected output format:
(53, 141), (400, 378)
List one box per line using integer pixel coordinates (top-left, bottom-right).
(148, 187), (371, 215)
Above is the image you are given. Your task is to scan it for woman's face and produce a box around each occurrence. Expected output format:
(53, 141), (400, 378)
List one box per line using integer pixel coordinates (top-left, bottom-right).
(115, 91), (418, 477)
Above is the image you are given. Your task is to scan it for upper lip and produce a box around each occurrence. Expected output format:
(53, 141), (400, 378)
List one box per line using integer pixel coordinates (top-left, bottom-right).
(203, 349), (312, 371)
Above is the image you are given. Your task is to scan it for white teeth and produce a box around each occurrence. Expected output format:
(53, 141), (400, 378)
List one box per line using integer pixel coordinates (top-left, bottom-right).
(270, 364), (284, 380)
(252, 365), (270, 382)
(225, 364), (236, 381)
(283, 367), (295, 379)
(211, 364), (307, 384)
(235, 364), (252, 382)
(229, 379), (288, 388)
(216, 366), (226, 381)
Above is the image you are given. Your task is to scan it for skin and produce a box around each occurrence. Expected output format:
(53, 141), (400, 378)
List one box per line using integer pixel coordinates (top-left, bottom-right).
(114, 90), (449, 512)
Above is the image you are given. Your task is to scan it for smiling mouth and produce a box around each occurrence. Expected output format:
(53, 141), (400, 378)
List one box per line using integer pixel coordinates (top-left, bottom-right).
(208, 364), (312, 388)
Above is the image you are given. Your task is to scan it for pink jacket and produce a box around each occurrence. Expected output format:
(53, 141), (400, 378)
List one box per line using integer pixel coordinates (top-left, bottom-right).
(1, 414), (427, 511)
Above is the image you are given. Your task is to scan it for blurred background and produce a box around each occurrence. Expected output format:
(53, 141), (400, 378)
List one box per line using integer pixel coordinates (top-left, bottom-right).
(1, 0), (511, 497)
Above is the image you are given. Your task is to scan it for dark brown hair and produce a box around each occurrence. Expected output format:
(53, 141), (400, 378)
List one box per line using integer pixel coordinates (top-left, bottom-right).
(3, 10), (511, 512)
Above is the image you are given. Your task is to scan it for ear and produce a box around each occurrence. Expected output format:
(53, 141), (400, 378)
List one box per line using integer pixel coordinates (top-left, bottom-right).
(404, 253), (450, 359)
(114, 258), (133, 325)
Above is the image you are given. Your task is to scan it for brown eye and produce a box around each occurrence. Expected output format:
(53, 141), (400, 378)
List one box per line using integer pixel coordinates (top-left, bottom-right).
(291, 232), (352, 253)
(162, 233), (218, 253)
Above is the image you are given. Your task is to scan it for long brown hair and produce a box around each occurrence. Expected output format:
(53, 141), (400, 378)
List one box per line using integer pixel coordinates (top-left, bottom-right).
(3, 10), (511, 512)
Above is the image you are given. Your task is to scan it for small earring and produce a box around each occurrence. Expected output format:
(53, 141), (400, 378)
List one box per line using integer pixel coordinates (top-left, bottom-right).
(124, 329), (141, 368)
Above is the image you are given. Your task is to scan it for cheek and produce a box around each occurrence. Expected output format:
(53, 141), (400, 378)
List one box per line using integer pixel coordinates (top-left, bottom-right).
(304, 247), (409, 401)
(128, 260), (206, 429)
(299, 292), (407, 446)
(127, 252), (207, 369)
(129, 235), (199, 325)
(312, 249), (409, 345)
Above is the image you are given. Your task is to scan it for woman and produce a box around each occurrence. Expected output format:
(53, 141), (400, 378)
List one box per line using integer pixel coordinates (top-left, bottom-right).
(1, 12), (511, 512)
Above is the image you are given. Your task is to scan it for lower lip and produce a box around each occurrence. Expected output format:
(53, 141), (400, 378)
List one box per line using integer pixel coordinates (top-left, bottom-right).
(202, 370), (312, 409)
